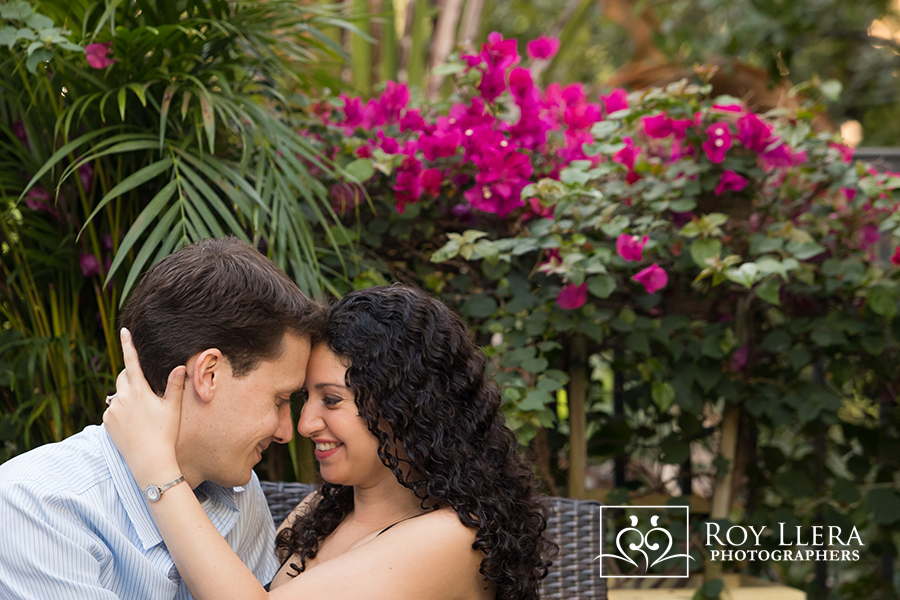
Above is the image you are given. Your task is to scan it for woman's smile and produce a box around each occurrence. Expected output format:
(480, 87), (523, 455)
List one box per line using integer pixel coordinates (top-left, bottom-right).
(314, 440), (343, 459)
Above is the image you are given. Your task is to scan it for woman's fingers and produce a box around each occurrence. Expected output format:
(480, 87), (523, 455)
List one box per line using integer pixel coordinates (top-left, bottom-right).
(163, 366), (187, 408)
(119, 328), (150, 393)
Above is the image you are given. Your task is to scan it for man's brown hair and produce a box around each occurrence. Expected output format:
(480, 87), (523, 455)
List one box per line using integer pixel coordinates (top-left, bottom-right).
(119, 237), (323, 394)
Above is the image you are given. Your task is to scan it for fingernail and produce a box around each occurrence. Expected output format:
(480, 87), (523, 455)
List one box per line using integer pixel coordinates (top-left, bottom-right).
(121, 328), (131, 341)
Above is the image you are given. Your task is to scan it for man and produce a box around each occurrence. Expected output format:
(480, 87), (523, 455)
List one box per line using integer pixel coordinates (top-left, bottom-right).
(0, 237), (323, 599)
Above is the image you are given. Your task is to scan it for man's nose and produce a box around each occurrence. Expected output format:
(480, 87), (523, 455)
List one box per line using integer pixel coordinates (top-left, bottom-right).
(273, 402), (293, 444)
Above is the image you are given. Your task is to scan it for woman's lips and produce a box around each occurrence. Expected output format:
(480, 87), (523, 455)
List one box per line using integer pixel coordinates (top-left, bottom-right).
(314, 440), (342, 460)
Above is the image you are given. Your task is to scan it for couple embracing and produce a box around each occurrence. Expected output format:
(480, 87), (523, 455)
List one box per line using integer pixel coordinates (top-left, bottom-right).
(0, 238), (552, 600)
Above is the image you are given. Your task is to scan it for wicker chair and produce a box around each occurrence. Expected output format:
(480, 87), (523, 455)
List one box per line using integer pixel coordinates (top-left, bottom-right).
(260, 481), (607, 600)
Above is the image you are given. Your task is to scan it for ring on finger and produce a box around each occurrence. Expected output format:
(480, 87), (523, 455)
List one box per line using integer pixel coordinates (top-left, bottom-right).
(105, 393), (117, 405)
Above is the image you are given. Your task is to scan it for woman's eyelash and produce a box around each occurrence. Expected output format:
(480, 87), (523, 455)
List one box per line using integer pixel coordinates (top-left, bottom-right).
(323, 396), (342, 406)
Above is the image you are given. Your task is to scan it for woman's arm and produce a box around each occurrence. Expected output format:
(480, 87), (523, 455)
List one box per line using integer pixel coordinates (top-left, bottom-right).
(105, 329), (486, 600)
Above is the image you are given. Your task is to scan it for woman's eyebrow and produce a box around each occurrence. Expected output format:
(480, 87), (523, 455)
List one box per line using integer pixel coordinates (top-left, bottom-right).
(314, 382), (350, 390)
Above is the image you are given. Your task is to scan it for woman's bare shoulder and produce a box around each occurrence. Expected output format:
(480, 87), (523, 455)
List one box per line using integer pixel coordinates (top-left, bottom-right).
(276, 507), (493, 600)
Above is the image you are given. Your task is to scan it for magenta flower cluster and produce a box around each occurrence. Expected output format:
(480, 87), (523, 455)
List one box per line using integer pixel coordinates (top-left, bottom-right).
(306, 31), (862, 310)
(316, 33), (637, 219)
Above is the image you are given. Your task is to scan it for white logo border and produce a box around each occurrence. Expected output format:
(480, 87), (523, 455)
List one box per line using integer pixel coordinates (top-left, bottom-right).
(598, 504), (692, 579)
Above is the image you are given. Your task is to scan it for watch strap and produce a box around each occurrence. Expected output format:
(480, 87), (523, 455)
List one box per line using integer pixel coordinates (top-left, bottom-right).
(144, 475), (185, 503)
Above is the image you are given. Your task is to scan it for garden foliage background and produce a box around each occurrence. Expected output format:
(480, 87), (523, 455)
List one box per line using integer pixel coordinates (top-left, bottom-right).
(4, 0), (900, 598)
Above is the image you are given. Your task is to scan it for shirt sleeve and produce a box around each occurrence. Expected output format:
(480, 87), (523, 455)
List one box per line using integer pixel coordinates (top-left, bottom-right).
(0, 483), (121, 600)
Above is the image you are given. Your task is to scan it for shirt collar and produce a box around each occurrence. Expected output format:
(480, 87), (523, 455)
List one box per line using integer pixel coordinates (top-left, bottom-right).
(100, 424), (244, 551)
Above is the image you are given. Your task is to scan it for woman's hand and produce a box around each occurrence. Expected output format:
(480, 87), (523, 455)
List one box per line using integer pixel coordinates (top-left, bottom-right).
(103, 328), (185, 489)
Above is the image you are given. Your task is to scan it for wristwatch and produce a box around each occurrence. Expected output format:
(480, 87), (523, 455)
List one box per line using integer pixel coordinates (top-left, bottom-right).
(143, 475), (185, 503)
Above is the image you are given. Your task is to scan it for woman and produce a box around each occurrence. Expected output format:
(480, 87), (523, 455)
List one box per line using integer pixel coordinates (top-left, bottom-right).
(105, 285), (552, 600)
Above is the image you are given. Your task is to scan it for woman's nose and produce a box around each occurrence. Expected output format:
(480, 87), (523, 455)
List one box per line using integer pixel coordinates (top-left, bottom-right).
(296, 400), (323, 437)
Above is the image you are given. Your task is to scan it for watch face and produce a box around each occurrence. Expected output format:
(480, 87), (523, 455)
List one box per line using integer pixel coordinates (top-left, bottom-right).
(145, 485), (161, 502)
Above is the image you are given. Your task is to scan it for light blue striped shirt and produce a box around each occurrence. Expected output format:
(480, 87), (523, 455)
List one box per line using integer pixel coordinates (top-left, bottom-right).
(0, 424), (278, 599)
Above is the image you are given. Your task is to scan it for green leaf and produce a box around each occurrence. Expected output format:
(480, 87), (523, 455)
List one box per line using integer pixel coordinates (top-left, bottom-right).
(106, 179), (178, 284)
(519, 389), (553, 411)
(724, 263), (758, 288)
(25, 13), (53, 30)
(652, 382), (676, 413)
(868, 286), (897, 320)
(431, 61), (465, 76)
(198, 92), (216, 153)
(785, 240), (827, 260)
(755, 278), (781, 305)
(832, 478), (861, 504)
(0, 1), (31, 20)
(587, 274), (616, 299)
(868, 489), (900, 525)
(117, 86), (128, 121)
(626, 332), (651, 355)
(693, 366), (720, 392)
(344, 158), (374, 182)
(461, 294), (497, 319)
(521, 357), (549, 374)
(659, 437), (688, 464)
(820, 79), (843, 101)
(25, 48), (52, 73)
(81, 157), (174, 236)
(690, 238), (721, 268)
(861, 335), (885, 356)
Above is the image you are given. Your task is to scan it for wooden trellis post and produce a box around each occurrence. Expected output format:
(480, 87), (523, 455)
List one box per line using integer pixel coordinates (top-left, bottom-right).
(568, 335), (588, 499)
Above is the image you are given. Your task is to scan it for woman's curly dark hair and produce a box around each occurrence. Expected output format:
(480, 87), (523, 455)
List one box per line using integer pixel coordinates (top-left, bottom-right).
(276, 285), (554, 599)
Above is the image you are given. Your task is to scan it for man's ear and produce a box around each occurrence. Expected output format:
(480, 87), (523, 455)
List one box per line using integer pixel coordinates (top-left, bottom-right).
(191, 348), (226, 404)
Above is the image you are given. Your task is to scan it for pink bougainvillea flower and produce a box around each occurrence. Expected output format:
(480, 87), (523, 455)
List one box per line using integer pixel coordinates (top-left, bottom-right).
(79, 253), (102, 277)
(557, 282), (587, 310)
(858, 224), (880, 250)
(24, 185), (58, 218)
(527, 36), (560, 60)
(841, 187), (857, 201)
(732, 345), (750, 372)
(669, 118), (693, 140)
(483, 31), (520, 69)
(892, 246), (900, 266)
(759, 142), (798, 168)
(376, 131), (400, 154)
(613, 136), (640, 170)
(399, 108), (428, 133)
(616, 234), (648, 262)
(330, 182), (364, 214)
(464, 148), (532, 217)
(830, 141), (854, 163)
(542, 248), (562, 268)
(564, 101), (601, 131)
(642, 113), (672, 139)
(339, 95), (365, 128)
(526, 196), (554, 219)
(419, 126), (461, 161)
(393, 156), (423, 213)
(702, 122), (732, 164)
(78, 162), (93, 193)
(714, 170), (749, 196)
(378, 81), (410, 124)
(12, 120), (26, 143)
(478, 65), (507, 102)
(422, 168), (442, 198)
(736, 113), (773, 153)
(600, 88), (628, 115)
(712, 103), (743, 113)
(633, 263), (668, 294)
(85, 42), (114, 69)
(509, 67), (538, 103)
